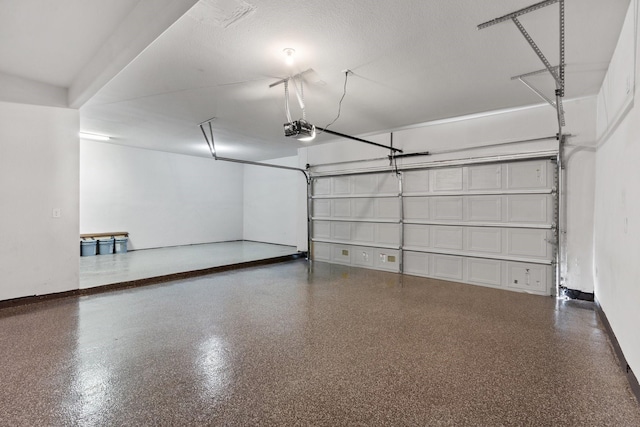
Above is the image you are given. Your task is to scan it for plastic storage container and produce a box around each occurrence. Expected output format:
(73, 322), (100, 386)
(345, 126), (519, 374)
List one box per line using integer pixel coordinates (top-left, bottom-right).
(98, 238), (115, 255)
(80, 240), (97, 256)
(115, 237), (128, 254)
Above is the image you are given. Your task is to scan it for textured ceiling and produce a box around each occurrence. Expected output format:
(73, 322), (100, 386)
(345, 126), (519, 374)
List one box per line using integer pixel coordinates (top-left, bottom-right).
(0, 0), (140, 87)
(3, 0), (631, 161)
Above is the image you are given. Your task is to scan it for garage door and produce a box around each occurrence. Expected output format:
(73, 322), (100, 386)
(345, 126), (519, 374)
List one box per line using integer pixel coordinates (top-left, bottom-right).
(311, 158), (557, 295)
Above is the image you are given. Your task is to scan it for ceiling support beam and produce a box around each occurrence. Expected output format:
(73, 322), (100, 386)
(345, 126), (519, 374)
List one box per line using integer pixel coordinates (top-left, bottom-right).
(478, 0), (565, 128)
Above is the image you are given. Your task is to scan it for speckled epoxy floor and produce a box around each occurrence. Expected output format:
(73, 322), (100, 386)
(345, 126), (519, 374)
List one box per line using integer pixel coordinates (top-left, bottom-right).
(2, 260), (639, 426)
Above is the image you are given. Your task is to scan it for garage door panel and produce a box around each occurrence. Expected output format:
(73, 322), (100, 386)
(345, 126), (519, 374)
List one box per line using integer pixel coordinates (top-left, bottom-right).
(313, 221), (331, 239)
(404, 251), (430, 276)
(467, 164), (502, 191)
(466, 228), (502, 254)
(431, 197), (464, 221)
(506, 262), (549, 292)
(351, 199), (374, 218)
(433, 254), (464, 281)
(467, 258), (502, 287)
(375, 198), (400, 219)
(352, 222), (375, 243)
(331, 222), (351, 241)
(376, 223), (400, 246)
(507, 229), (550, 258)
(404, 224), (430, 248)
(374, 249), (400, 272)
(404, 197), (429, 220)
(467, 196), (502, 222)
(332, 176), (351, 194)
(313, 178), (331, 196)
(352, 175), (376, 194)
(507, 195), (550, 224)
(333, 199), (352, 218)
(403, 170), (429, 194)
(506, 160), (548, 189)
(352, 246), (374, 267)
(378, 174), (400, 194)
(432, 226), (463, 250)
(331, 244), (352, 265)
(313, 200), (331, 217)
(313, 242), (331, 261)
(432, 168), (464, 191)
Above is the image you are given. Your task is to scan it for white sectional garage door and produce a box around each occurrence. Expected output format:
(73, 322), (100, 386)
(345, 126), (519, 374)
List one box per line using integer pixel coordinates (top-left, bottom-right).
(311, 173), (402, 272)
(311, 158), (557, 295)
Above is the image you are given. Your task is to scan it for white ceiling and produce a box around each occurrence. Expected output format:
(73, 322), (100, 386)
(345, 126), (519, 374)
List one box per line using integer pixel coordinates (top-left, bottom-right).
(0, 0), (140, 87)
(1, 0), (631, 160)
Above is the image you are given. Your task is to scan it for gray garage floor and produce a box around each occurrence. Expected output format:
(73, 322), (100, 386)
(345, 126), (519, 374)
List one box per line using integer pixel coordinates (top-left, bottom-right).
(79, 240), (300, 289)
(2, 259), (639, 425)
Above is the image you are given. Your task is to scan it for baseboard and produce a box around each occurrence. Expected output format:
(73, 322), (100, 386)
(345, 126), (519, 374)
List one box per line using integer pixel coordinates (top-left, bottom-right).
(595, 299), (640, 405)
(0, 253), (307, 311)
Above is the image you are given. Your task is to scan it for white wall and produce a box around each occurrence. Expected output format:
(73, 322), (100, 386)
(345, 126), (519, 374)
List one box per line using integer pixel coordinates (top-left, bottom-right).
(243, 156), (300, 246)
(80, 141), (244, 250)
(0, 101), (79, 301)
(302, 97), (596, 173)
(300, 98), (598, 293)
(593, 0), (640, 377)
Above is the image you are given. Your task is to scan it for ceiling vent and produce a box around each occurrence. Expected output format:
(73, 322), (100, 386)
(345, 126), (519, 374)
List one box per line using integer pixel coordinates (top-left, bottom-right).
(192, 0), (255, 28)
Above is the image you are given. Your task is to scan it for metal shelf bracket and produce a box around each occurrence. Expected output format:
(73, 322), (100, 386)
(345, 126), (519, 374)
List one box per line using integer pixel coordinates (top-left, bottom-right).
(479, 0), (565, 129)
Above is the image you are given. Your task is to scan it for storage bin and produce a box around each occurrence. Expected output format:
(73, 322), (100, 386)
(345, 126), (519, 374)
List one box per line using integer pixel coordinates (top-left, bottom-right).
(115, 237), (128, 254)
(80, 240), (97, 256)
(98, 238), (115, 255)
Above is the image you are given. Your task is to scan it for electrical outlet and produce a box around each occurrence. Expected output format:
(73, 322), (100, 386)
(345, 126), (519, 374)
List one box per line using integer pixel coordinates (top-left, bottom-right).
(52, 208), (61, 218)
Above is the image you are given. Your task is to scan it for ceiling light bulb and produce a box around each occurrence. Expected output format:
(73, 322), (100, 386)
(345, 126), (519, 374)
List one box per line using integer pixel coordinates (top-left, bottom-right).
(283, 48), (295, 66)
(298, 126), (316, 142)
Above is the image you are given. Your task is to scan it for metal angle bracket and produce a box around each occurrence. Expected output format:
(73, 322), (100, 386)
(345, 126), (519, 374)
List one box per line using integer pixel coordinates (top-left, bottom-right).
(511, 17), (562, 88)
(511, 70), (566, 126)
(479, 0), (565, 128)
(511, 65), (561, 80)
